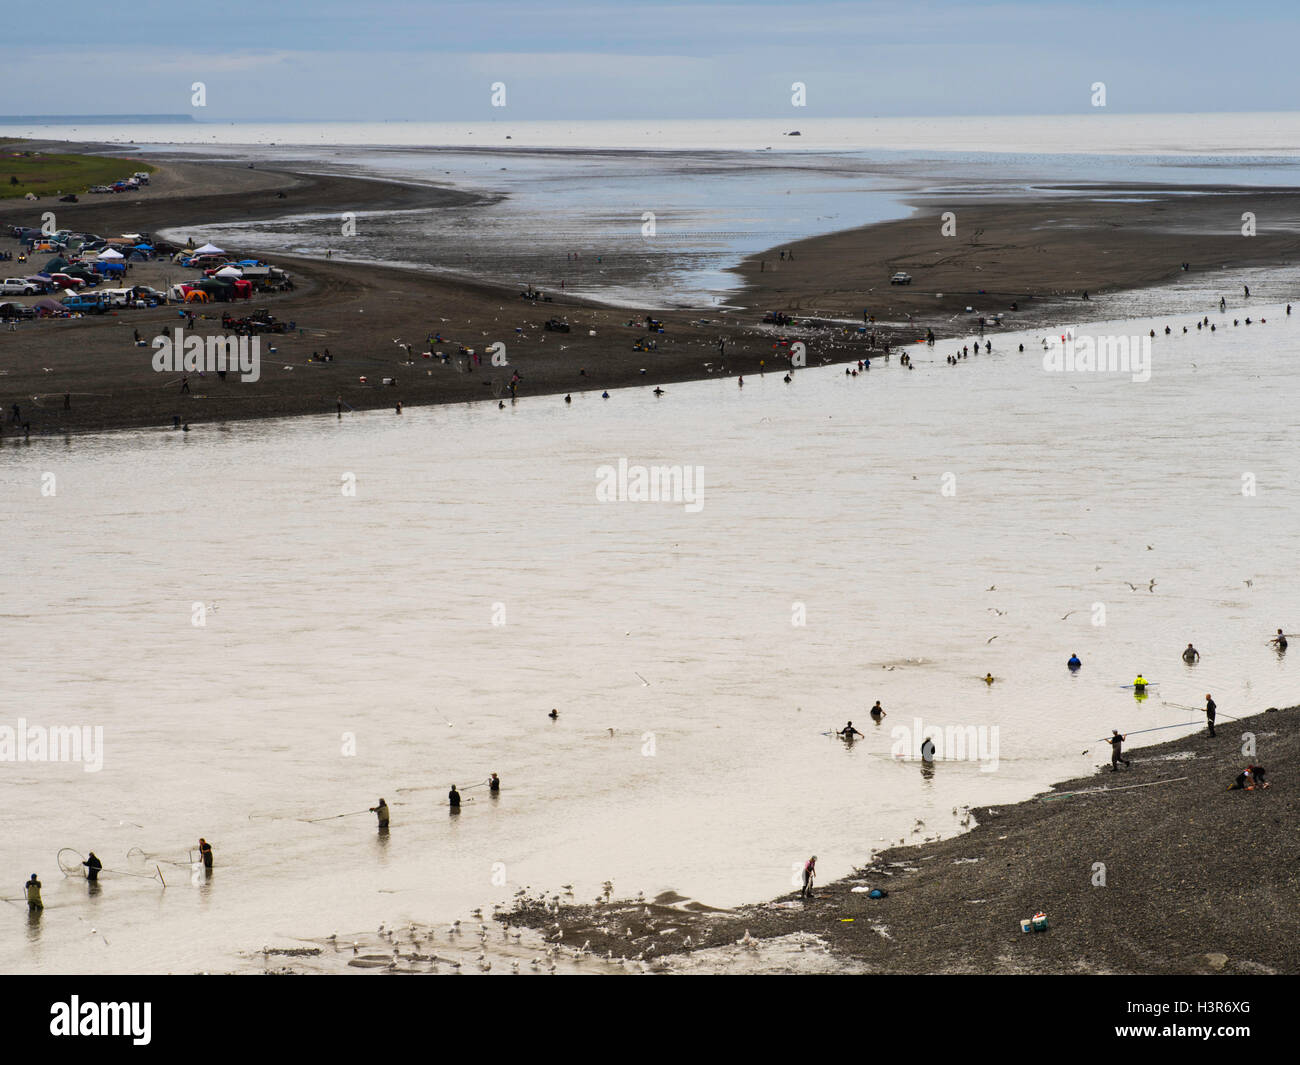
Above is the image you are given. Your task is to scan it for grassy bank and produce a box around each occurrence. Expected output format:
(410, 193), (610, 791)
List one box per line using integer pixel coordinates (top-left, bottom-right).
(0, 149), (154, 199)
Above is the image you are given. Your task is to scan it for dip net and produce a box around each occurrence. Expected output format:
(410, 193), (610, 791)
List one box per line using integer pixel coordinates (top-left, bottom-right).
(58, 848), (86, 877)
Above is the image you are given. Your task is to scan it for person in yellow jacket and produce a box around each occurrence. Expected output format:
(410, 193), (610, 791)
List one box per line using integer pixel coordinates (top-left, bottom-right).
(1132, 674), (1149, 693)
(24, 873), (42, 911)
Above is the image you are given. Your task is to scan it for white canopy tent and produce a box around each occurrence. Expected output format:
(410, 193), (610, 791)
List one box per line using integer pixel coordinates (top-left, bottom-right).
(194, 243), (224, 255)
(97, 248), (124, 261)
(215, 266), (242, 277)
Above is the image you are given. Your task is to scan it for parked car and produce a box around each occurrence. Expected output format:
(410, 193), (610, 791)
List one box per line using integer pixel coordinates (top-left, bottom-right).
(890, 272), (913, 285)
(1, 279), (39, 295)
(61, 294), (109, 314)
(0, 301), (36, 320)
(130, 285), (167, 305)
(48, 273), (86, 289)
(89, 186), (113, 194)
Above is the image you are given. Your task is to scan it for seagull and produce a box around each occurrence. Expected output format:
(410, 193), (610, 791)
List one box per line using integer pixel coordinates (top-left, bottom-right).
(986, 635), (999, 644)
(1060, 611), (1078, 620)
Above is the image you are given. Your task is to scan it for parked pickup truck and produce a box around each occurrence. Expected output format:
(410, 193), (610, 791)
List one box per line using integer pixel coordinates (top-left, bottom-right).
(61, 293), (110, 314)
(890, 272), (913, 285)
(1, 278), (39, 295)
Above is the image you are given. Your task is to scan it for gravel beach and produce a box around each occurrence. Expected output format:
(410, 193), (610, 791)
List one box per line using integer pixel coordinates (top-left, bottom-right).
(506, 704), (1300, 974)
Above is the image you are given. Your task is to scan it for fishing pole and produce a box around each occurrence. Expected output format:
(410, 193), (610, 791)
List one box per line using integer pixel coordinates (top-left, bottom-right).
(300, 809), (375, 824)
(68, 866), (164, 883)
(1043, 776), (1189, 801)
(1161, 700), (1244, 721)
(1091, 720), (1203, 743)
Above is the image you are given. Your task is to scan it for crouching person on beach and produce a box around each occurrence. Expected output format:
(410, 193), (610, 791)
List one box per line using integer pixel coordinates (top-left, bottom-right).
(1228, 765), (1268, 791)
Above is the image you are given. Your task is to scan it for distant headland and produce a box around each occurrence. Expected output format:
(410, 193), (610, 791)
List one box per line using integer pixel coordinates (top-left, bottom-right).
(0, 114), (198, 125)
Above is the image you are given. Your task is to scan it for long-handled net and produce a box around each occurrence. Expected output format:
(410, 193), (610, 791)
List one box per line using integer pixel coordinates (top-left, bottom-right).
(58, 848), (86, 876)
(58, 848), (165, 884)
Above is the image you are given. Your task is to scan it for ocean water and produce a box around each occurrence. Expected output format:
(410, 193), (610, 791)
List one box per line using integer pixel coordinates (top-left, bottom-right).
(2, 287), (1297, 973)
(11, 113), (1300, 155)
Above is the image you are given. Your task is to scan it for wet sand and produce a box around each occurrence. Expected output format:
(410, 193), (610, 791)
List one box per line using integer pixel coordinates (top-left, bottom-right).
(506, 704), (1300, 975)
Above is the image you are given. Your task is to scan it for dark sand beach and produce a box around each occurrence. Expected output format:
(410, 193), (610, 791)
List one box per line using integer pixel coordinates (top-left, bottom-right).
(736, 185), (1300, 324)
(4, 150), (1300, 437)
(506, 704), (1300, 974)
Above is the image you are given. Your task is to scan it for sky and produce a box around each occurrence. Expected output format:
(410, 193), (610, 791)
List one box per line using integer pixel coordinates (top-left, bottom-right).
(8, 1), (1299, 122)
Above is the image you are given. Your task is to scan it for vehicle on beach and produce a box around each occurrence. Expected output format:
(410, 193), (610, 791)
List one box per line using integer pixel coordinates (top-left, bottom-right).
(89, 185), (113, 194)
(61, 293), (110, 314)
(1, 279), (39, 295)
(890, 271), (912, 285)
(48, 273), (87, 289)
(762, 311), (794, 325)
(0, 301), (36, 320)
(544, 317), (571, 332)
(130, 285), (168, 305)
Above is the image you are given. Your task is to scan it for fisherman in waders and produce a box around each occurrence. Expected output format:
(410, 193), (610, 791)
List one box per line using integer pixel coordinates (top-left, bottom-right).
(921, 736), (936, 764)
(1274, 629), (1288, 652)
(1183, 643), (1200, 663)
(800, 856), (817, 898)
(198, 838), (214, 868)
(1106, 730), (1131, 771)
(838, 721), (863, 740)
(869, 700), (885, 721)
(1132, 674), (1149, 694)
(369, 799), (389, 829)
(25, 874), (42, 911)
(448, 785), (461, 809)
(82, 853), (102, 882)
(1068, 653), (1082, 672)
(1204, 695), (1217, 738)
(488, 773), (500, 794)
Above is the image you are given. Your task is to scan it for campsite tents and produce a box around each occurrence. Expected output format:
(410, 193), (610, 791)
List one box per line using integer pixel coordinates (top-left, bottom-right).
(215, 265), (242, 278)
(97, 248), (124, 261)
(194, 243), (224, 255)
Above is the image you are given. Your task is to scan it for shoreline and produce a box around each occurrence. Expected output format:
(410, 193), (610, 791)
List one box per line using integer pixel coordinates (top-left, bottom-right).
(504, 703), (1300, 974)
(3, 145), (1299, 439)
